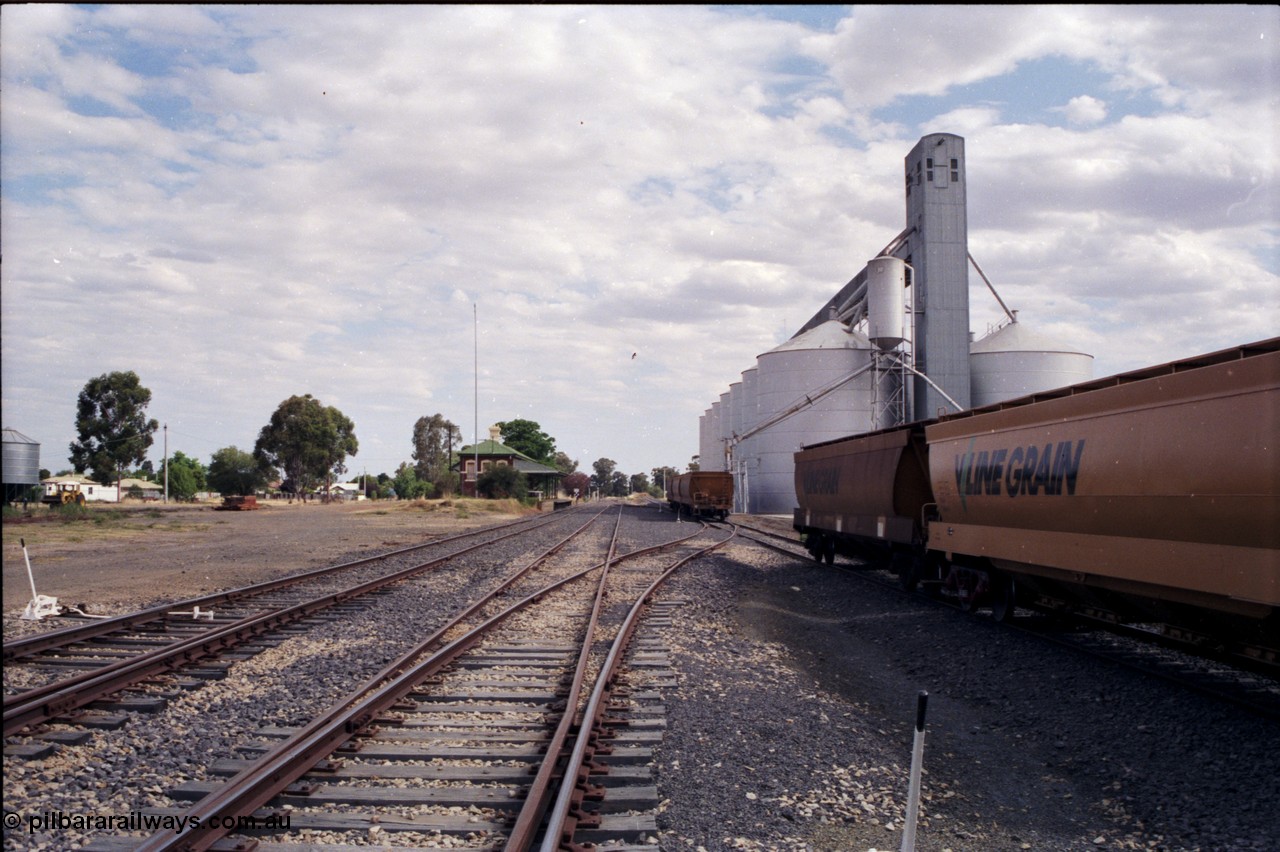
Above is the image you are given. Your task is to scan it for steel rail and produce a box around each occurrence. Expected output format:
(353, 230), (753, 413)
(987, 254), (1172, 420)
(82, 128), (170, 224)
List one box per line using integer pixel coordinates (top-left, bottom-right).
(504, 511), (711, 850)
(4, 510), (560, 662)
(3, 509), (579, 736)
(130, 504), (623, 852)
(539, 524), (737, 852)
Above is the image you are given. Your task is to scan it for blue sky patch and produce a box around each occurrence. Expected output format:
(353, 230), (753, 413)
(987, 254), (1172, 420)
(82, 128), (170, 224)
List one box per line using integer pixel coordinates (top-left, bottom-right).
(881, 55), (1166, 130)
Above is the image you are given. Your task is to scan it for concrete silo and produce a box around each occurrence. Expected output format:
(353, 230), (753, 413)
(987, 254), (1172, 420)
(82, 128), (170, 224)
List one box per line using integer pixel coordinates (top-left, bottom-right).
(970, 319), (1094, 407)
(750, 319), (873, 514)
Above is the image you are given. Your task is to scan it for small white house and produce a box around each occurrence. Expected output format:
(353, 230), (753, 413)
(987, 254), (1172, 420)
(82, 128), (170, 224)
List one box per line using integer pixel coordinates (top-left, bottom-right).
(119, 478), (163, 501)
(322, 482), (365, 501)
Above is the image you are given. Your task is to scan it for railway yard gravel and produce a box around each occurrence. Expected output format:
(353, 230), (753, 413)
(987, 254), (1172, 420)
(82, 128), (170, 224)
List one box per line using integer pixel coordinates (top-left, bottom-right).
(4, 501), (1278, 851)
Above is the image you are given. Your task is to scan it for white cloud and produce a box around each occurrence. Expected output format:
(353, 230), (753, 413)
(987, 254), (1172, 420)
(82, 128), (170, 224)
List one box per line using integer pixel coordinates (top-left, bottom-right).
(1063, 94), (1107, 125)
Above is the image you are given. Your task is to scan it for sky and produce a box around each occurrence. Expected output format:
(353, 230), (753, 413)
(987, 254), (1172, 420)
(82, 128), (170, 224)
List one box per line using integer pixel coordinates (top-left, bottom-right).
(3, 5), (1277, 483)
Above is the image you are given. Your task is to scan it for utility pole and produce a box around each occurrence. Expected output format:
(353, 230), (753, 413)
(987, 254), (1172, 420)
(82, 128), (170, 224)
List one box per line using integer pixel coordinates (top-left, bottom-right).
(163, 423), (169, 504)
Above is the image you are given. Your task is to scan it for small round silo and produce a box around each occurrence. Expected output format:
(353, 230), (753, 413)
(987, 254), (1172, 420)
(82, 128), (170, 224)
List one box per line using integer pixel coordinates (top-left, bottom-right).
(2, 428), (41, 504)
(970, 319), (1094, 407)
(867, 256), (908, 348)
(751, 320), (873, 515)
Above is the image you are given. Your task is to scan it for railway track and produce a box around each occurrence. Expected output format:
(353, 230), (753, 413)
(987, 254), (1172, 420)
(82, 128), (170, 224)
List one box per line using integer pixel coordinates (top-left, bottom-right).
(42, 505), (733, 850)
(728, 518), (1280, 720)
(3, 510), (579, 738)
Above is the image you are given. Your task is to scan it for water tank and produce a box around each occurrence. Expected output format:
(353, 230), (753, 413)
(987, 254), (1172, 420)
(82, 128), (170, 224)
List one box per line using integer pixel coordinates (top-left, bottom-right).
(2, 428), (41, 485)
(970, 320), (1094, 407)
(751, 320), (873, 514)
(867, 256), (908, 348)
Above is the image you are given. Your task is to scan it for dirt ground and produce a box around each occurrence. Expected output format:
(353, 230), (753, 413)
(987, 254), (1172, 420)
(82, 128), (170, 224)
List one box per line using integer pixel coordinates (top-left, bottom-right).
(2, 499), (526, 618)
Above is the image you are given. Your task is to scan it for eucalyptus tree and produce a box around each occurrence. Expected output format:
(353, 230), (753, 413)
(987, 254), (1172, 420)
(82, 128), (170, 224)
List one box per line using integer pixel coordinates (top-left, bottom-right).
(254, 394), (358, 500)
(412, 413), (463, 495)
(69, 370), (160, 489)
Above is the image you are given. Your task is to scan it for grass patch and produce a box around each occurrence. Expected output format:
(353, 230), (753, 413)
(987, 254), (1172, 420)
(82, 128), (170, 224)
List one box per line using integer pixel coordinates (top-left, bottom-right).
(1, 503), (212, 547)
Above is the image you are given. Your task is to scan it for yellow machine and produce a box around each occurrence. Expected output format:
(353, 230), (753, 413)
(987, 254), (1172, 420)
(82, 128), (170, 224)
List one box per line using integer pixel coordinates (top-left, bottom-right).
(43, 482), (87, 507)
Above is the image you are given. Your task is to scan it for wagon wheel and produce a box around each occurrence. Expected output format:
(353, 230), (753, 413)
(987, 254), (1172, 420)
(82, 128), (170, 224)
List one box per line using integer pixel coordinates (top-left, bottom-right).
(989, 574), (1017, 623)
(898, 559), (919, 594)
(954, 569), (982, 613)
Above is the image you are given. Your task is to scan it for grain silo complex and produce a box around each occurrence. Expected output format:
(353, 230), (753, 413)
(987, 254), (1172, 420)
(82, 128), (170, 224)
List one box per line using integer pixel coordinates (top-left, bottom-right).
(700, 132), (1095, 516)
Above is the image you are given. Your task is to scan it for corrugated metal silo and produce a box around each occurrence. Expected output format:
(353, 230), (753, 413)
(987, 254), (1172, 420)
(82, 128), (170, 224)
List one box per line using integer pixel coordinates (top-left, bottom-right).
(729, 381), (744, 444)
(970, 320), (1094, 407)
(698, 411), (708, 473)
(751, 320), (873, 514)
(706, 401), (722, 471)
(736, 366), (759, 513)
(716, 391), (731, 471)
(728, 381), (743, 504)
(3, 428), (41, 503)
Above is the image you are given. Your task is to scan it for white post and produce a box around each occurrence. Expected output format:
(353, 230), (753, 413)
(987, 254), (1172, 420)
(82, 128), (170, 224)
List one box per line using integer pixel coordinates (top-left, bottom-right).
(22, 538), (38, 602)
(900, 690), (929, 852)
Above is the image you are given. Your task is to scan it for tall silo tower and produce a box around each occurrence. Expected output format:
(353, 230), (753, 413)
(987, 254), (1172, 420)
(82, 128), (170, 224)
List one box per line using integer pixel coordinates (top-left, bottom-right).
(903, 133), (971, 417)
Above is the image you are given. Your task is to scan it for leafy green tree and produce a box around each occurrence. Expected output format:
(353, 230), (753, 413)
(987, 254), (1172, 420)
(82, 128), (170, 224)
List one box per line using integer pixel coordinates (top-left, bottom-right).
(254, 395), (358, 499)
(650, 466), (678, 493)
(69, 371), (160, 487)
(207, 446), (268, 497)
(688, 456), (701, 472)
(497, 419), (556, 464)
(562, 471), (589, 499)
(392, 462), (431, 500)
(412, 414), (463, 495)
(629, 472), (651, 495)
(609, 470), (629, 497)
(370, 472), (394, 499)
(590, 458), (617, 492)
(477, 465), (527, 499)
(165, 451), (207, 501)
(552, 451), (577, 475)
